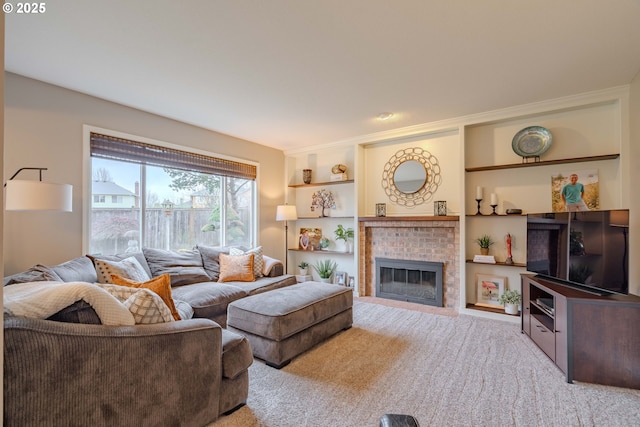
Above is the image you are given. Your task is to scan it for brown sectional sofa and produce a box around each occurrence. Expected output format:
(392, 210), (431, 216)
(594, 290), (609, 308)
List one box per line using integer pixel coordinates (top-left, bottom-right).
(3, 245), (297, 426)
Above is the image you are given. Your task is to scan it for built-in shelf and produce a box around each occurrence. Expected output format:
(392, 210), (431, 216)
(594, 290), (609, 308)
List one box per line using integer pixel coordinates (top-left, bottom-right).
(465, 214), (525, 217)
(465, 154), (619, 172)
(288, 249), (353, 255)
(466, 303), (519, 316)
(288, 179), (354, 188)
(466, 259), (526, 268)
(296, 216), (353, 220)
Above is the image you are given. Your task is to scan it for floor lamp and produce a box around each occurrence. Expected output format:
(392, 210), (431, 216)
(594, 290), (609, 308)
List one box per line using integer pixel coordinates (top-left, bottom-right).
(276, 205), (298, 274)
(4, 167), (73, 212)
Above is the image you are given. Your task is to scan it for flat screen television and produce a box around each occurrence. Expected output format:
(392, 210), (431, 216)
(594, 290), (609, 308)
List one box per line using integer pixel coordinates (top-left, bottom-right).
(526, 209), (629, 295)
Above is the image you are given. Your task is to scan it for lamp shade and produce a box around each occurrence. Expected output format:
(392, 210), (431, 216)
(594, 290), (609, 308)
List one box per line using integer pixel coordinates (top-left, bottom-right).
(5, 180), (73, 212)
(276, 205), (298, 221)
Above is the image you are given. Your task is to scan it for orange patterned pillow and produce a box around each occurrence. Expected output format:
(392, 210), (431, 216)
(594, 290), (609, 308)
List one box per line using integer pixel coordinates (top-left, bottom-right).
(111, 273), (181, 321)
(218, 253), (255, 282)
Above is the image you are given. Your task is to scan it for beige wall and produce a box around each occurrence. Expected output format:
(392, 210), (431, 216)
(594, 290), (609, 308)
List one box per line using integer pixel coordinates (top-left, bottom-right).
(629, 72), (640, 296)
(3, 73), (287, 275)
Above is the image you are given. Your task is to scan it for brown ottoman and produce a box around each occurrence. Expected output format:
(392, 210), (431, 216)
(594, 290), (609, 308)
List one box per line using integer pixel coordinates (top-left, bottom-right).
(227, 282), (353, 368)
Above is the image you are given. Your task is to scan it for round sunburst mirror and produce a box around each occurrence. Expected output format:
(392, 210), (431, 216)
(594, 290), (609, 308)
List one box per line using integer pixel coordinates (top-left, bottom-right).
(381, 147), (442, 207)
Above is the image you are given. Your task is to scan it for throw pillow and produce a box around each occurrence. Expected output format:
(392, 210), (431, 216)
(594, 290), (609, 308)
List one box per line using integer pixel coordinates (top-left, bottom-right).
(142, 247), (211, 287)
(218, 253), (255, 282)
(229, 246), (264, 278)
(111, 274), (181, 321)
(94, 257), (151, 284)
(98, 283), (174, 324)
(196, 245), (231, 281)
(88, 252), (153, 278)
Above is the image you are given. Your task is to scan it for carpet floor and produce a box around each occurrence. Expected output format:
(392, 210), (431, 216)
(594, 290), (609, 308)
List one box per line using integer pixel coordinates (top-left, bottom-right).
(210, 301), (640, 427)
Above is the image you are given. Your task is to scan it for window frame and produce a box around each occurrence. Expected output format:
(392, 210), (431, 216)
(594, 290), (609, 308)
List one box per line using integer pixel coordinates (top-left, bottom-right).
(82, 125), (260, 254)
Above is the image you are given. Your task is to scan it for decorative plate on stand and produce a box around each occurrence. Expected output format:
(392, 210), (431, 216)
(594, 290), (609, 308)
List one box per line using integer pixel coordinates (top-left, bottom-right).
(512, 126), (552, 160)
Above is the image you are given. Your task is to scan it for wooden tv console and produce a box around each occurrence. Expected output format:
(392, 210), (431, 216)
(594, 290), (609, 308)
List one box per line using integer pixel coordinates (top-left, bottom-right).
(521, 274), (640, 389)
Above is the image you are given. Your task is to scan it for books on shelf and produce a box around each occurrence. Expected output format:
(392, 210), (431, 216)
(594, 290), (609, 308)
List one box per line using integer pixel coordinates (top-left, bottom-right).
(473, 255), (496, 264)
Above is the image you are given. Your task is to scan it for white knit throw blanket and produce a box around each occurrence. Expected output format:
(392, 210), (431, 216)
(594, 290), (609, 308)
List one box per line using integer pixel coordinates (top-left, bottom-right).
(3, 281), (135, 325)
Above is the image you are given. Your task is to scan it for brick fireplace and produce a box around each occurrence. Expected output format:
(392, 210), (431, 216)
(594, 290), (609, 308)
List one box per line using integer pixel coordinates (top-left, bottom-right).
(358, 216), (460, 310)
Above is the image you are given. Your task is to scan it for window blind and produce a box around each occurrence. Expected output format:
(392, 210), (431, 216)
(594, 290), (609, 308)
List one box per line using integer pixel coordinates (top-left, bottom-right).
(90, 132), (256, 180)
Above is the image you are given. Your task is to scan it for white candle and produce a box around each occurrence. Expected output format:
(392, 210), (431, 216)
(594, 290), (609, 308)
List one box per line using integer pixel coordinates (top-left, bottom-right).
(491, 193), (497, 205)
(476, 186), (483, 200)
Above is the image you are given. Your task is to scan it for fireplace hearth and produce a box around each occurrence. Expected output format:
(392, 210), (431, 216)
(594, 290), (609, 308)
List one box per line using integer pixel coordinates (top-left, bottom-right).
(376, 257), (444, 307)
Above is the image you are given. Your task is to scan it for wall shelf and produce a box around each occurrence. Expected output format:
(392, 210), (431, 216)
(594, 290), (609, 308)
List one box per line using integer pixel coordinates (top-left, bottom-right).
(296, 216), (353, 220)
(288, 179), (354, 188)
(465, 154), (619, 172)
(466, 260), (526, 268)
(288, 249), (353, 255)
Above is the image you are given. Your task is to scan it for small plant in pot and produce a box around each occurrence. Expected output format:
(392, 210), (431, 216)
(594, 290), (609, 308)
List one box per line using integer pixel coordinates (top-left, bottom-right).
(475, 234), (495, 255)
(498, 289), (522, 315)
(298, 261), (309, 276)
(334, 224), (354, 253)
(313, 259), (337, 283)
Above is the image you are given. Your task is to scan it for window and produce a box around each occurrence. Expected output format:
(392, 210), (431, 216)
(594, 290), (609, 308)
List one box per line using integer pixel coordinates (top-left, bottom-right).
(88, 132), (257, 256)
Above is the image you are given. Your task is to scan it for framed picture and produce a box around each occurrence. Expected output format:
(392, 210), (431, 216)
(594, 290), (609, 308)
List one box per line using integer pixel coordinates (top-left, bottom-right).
(550, 169), (599, 212)
(475, 274), (506, 309)
(334, 271), (348, 286)
(348, 276), (355, 288)
(299, 227), (322, 250)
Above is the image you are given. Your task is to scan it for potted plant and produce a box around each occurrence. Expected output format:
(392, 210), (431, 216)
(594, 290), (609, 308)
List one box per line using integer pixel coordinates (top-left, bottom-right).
(334, 224), (354, 253)
(298, 261), (309, 276)
(313, 259), (338, 283)
(498, 289), (521, 315)
(475, 234), (495, 255)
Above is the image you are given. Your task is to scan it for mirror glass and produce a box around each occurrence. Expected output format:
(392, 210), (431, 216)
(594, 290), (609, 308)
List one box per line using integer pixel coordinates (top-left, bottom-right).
(393, 160), (427, 193)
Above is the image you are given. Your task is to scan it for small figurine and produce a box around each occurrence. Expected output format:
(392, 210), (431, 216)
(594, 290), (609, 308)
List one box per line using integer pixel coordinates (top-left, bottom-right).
(505, 233), (514, 265)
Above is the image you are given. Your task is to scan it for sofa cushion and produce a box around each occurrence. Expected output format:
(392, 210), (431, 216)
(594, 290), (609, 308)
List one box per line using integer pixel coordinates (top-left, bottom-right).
(218, 253), (255, 282)
(174, 299), (194, 320)
(229, 246), (264, 278)
(94, 257), (151, 284)
(196, 245), (230, 281)
(111, 273), (181, 321)
(171, 282), (247, 320)
(98, 283), (174, 324)
(51, 257), (98, 283)
(142, 248), (210, 287)
(3, 264), (62, 286)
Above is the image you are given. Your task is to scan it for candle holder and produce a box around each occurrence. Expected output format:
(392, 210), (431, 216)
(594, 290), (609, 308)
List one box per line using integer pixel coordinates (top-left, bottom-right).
(490, 204), (498, 215)
(475, 199), (483, 215)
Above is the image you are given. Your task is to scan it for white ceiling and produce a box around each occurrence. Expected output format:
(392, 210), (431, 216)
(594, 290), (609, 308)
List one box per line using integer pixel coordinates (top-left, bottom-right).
(5, 1), (640, 152)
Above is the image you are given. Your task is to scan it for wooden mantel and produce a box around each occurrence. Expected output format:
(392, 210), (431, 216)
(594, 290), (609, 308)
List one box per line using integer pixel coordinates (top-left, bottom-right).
(358, 216), (459, 222)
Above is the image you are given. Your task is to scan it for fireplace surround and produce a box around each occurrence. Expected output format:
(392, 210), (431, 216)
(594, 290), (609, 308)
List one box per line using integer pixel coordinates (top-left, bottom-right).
(359, 216), (460, 310)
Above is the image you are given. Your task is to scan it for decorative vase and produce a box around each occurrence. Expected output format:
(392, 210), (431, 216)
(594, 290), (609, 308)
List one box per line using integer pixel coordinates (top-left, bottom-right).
(319, 277), (332, 283)
(505, 303), (519, 315)
(298, 268), (308, 275)
(480, 248), (489, 255)
(303, 169), (312, 184)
